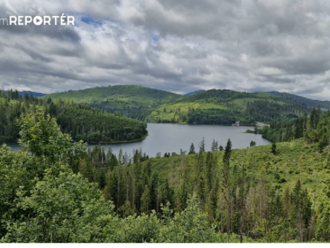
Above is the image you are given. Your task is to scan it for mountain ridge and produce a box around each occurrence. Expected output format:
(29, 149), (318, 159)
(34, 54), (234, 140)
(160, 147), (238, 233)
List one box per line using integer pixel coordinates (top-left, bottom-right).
(41, 85), (330, 125)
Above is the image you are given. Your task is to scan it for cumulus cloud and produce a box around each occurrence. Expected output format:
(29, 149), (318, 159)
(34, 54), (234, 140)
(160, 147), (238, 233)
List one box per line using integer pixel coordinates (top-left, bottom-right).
(0, 0), (330, 99)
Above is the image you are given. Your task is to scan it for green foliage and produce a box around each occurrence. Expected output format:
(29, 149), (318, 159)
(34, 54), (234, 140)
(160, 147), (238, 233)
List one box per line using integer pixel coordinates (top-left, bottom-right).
(259, 108), (330, 155)
(268, 91), (330, 110)
(199, 137), (205, 153)
(250, 141), (256, 147)
(3, 101), (330, 243)
(42, 85), (182, 121)
(147, 89), (310, 125)
(154, 197), (221, 242)
(3, 169), (115, 242)
(188, 143), (195, 154)
(0, 90), (148, 143)
(41, 86), (312, 126)
(17, 111), (86, 163)
(271, 143), (277, 155)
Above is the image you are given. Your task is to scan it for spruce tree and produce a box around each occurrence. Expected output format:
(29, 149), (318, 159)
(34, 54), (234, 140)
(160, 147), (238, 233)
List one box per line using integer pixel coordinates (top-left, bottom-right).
(222, 139), (232, 233)
(189, 143), (195, 154)
(199, 137), (205, 153)
(271, 142), (277, 155)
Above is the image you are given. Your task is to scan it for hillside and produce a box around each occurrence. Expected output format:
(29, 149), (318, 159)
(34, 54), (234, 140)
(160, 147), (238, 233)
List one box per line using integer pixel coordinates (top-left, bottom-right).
(147, 89), (310, 125)
(42, 85), (183, 121)
(42, 86), (330, 126)
(0, 90), (148, 143)
(79, 106), (330, 242)
(2, 105), (330, 242)
(79, 113), (330, 242)
(267, 91), (330, 110)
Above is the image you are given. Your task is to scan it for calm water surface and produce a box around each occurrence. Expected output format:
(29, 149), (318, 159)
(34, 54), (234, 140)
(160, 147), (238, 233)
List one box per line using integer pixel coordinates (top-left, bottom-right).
(3, 123), (271, 157)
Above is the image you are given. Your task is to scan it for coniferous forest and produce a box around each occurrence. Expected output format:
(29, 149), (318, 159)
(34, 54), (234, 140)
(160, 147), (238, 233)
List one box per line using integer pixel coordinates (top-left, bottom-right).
(1, 106), (330, 242)
(0, 90), (147, 143)
(45, 86), (313, 126)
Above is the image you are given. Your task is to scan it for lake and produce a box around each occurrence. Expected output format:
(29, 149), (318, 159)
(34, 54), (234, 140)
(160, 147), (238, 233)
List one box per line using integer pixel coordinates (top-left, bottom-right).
(2, 123), (271, 157)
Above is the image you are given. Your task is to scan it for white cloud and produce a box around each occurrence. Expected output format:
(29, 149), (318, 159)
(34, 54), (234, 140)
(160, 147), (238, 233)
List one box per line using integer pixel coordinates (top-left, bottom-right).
(0, 0), (330, 99)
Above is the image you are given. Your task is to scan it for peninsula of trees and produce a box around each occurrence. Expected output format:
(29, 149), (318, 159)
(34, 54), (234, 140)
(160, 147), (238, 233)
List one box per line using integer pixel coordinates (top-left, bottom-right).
(0, 90), (148, 143)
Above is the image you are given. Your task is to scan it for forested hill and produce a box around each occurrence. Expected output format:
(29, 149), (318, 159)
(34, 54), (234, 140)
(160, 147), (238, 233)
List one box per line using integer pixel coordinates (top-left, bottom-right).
(41, 85), (329, 126)
(258, 106), (330, 149)
(2, 102), (330, 242)
(70, 108), (330, 242)
(147, 89), (310, 125)
(267, 91), (330, 110)
(0, 90), (148, 143)
(42, 85), (182, 121)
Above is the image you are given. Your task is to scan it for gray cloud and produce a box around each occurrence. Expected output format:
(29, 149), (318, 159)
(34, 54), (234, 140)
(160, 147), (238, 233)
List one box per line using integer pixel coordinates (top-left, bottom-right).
(1, 0), (330, 100)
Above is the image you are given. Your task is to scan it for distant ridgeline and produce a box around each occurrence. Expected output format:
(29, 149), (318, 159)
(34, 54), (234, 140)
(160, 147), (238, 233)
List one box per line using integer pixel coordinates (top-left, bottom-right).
(43, 85), (315, 126)
(267, 91), (330, 110)
(146, 89), (311, 125)
(0, 90), (148, 143)
(4, 90), (46, 98)
(42, 85), (183, 121)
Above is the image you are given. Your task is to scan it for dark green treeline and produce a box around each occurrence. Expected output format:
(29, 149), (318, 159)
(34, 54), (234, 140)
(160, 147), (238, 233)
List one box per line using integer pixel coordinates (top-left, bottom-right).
(0, 90), (147, 143)
(258, 107), (330, 152)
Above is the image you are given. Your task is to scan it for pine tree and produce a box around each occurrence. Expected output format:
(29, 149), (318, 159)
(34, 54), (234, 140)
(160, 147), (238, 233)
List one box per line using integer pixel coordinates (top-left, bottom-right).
(224, 139), (232, 163)
(271, 142), (277, 155)
(222, 139), (232, 233)
(189, 143), (195, 154)
(140, 185), (151, 213)
(199, 137), (205, 153)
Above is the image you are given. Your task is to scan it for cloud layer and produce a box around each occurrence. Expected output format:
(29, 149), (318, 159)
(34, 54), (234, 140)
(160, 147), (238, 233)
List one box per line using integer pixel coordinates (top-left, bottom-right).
(1, 0), (330, 99)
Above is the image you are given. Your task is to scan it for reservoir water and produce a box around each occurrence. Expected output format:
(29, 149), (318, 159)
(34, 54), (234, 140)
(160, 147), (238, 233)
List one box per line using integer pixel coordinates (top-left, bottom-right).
(3, 123), (271, 157)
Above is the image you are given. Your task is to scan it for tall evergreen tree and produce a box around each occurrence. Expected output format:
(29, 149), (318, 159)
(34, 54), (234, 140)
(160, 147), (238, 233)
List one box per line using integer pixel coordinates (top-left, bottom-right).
(189, 143), (195, 154)
(222, 139), (232, 233)
(271, 142), (277, 155)
(199, 137), (205, 153)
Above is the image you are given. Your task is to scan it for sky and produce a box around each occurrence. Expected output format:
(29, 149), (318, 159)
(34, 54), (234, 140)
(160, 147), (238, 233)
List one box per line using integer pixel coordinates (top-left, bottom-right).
(1, 0), (330, 99)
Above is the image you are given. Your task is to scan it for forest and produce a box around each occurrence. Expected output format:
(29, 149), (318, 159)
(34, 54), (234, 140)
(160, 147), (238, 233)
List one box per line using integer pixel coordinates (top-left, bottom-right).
(1, 106), (330, 242)
(0, 90), (148, 143)
(41, 85), (182, 121)
(147, 90), (311, 125)
(255, 107), (330, 153)
(44, 85), (320, 126)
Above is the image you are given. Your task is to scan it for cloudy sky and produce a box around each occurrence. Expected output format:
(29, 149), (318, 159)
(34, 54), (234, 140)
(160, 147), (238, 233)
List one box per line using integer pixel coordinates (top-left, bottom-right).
(1, 0), (330, 99)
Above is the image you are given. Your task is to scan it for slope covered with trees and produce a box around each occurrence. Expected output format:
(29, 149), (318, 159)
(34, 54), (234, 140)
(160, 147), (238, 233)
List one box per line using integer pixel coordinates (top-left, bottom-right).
(0, 111), (247, 243)
(42, 85), (183, 121)
(70, 108), (330, 242)
(267, 91), (330, 110)
(257, 107), (330, 152)
(42, 85), (330, 126)
(0, 90), (147, 143)
(2, 109), (330, 242)
(147, 89), (310, 125)
(79, 137), (330, 242)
